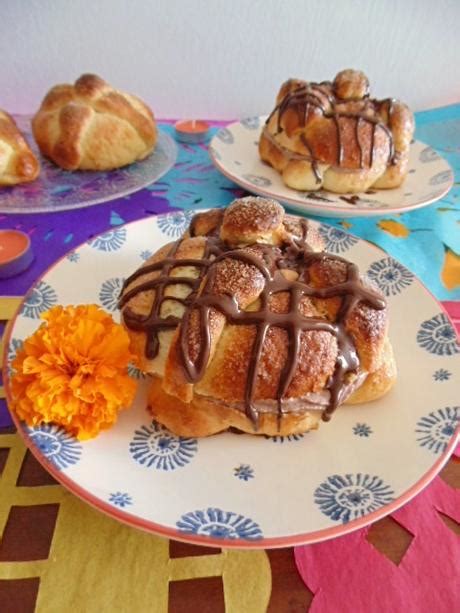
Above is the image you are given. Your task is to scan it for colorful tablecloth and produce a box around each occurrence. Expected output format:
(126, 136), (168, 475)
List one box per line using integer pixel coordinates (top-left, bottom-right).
(1, 107), (458, 302)
(0, 107), (458, 612)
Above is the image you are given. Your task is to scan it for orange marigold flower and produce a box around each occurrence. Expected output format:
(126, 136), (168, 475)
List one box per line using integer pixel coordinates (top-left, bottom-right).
(11, 304), (137, 440)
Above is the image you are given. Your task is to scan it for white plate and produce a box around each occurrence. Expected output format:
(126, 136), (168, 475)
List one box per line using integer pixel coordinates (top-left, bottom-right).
(3, 211), (459, 549)
(209, 117), (454, 218)
(0, 115), (177, 214)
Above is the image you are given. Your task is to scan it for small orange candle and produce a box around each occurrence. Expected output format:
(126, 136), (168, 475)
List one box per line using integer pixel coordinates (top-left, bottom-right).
(0, 230), (33, 278)
(174, 119), (210, 144)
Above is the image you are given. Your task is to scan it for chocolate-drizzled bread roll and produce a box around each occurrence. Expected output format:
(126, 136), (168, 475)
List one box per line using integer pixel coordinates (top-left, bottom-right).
(119, 197), (396, 437)
(259, 69), (414, 194)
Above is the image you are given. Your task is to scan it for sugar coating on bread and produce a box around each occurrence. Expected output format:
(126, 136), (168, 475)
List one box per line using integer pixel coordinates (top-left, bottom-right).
(0, 111), (40, 186)
(32, 74), (157, 171)
(260, 69), (414, 194)
(120, 197), (396, 437)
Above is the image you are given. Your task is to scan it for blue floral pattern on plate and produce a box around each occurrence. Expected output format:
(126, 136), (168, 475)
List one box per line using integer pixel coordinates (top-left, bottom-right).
(353, 424), (373, 437)
(7, 338), (24, 373)
(176, 508), (263, 540)
(366, 258), (414, 296)
(433, 369), (452, 381)
(416, 313), (459, 355)
(234, 464), (254, 481)
(129, 421), (197, 470)
(157, 210), (195, 238)
(241, 117), (260, 130)
(314, 474), (395, 523)
(99, 277), (124, 312)
(140, 250), (153, 261)
(21, 281), (58, 318)
(429, 170), (452, 185)
(67, 251), (80, 263)
(109, 492), (133, 508)
(419, 146), (441, 163)
(265, 433), (305, 443)
(415, 406), (459, 454)
(26, 423), (82, 470)
(88, 228), (127, 252)
(319, 225), (359, 254)
(127, 363), (147, 380)
(216, 128), (234, 144)
(242, 174), (272, 187)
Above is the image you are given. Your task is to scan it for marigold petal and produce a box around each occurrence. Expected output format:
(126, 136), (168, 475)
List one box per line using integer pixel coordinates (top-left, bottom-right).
(10, 304), (137, 440)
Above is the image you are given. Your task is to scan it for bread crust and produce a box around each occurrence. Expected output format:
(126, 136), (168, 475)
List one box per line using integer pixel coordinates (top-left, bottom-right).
(32, 74), (157, 171)
(120, 198), (396, 436)
(0, 111), (40, 186)
(260, 69), (414, 193)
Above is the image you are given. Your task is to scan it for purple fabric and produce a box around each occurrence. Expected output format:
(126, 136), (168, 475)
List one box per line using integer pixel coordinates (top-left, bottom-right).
(0, 123), (235, 427)
(0, 194), (172, 296)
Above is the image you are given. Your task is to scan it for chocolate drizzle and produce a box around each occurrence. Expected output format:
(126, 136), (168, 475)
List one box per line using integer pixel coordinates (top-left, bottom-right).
(300, 134), (321, 183)
(119, 216), (386, 429)
(265, 80), (396, 171)
(339, 195), (360, 205)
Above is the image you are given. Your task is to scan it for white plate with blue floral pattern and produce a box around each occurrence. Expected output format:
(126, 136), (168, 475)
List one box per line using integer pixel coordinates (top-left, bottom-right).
(0, 115), (177, 214)
(209, 117), (453, 218)
(3, 211), (459, 548)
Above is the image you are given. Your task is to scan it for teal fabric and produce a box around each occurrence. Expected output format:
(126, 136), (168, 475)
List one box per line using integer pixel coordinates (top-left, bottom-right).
(305, 104), (460, 301)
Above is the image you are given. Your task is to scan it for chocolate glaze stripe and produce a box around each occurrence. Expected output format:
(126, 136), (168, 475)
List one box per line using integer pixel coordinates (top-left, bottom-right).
(177, 246), (383, 426)
(266, 81), (396, 169)
(300, 133), (322, 183)
(356, 116), (363, 167)
(120, 239), (222, 358)
(119, 214), (386, 429)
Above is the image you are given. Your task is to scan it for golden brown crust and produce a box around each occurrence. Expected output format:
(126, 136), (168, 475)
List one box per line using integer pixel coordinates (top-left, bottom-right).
(148, 374), (321, 437)
(32, 74), (157, 171)
(125, 237), (208, 379)
(0, 111), (40, 186)
(346, 337), (397, 404)
(260, 69), (415, 194)
(120, 198), (396, 437)
(186, 209), (225, 238)
(220, 197), (285, 245)
(333, 69), (369, 100)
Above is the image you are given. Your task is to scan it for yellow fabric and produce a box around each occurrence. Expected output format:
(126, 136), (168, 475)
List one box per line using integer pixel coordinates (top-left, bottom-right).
(441, 248), (460, 290)
(377, 219), (410, 238)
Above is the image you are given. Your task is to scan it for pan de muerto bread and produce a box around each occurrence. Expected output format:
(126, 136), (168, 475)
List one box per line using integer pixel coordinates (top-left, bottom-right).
(32, 74), (157, 171)
(259, 69), (414, 193)
(119, 197), (396, 437)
